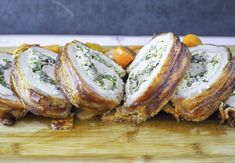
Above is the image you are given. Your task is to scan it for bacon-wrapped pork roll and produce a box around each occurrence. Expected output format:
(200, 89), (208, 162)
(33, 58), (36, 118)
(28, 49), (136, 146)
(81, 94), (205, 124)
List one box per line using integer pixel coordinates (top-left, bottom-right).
(0, 52), (27, 125)
(103, 33), (191, 123)
(171, 44), (235, 122)
(56, 41), (125, 117)
(11, 45), (71, 118)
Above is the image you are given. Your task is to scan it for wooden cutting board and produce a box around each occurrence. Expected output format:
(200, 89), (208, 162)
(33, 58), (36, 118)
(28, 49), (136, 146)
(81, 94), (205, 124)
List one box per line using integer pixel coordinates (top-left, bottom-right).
(0, 46), (235, 162)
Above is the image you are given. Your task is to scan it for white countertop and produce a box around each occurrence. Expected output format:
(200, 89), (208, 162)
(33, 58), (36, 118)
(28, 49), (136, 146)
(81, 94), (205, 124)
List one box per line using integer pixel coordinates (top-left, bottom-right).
(0, 35), (235, 47)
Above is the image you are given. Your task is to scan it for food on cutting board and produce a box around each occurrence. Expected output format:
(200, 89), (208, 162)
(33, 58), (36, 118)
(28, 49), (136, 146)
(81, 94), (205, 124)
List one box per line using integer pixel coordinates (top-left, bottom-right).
(167, 44), (235, 122)
(11, 45), (71, 118)
(0, 52), (27, 125)
(112, 47), (134, 68)
(0, 32), (234, 129)
(43, 45), (61, 54)
(103, 33), (191, 123)
(85, 42), (104, 53)
(222, 62), (235, 128)
(183, 34), (202, 47)
(14, 44), (61, 54)
(128, 46), (142, 54)
(56, 40), (125, 119)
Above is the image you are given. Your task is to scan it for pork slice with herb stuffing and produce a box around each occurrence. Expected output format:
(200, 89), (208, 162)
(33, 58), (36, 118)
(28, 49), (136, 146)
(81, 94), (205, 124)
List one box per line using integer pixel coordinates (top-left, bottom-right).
(170, 44), (235, 122)
(103, 32), (191, 123)
(11, 45), (71, 118)
(0, 52), (27, 125)
(56, 41), (125, 118)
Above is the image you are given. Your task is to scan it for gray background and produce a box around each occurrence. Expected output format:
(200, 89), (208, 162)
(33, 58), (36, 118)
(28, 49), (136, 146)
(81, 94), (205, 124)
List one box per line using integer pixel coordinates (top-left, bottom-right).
(0, 0), (234, 36)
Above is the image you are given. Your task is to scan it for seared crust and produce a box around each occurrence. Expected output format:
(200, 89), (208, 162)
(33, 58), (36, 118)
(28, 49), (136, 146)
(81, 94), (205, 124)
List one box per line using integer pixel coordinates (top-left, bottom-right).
(56, 41), (121, 116)
(171, 46), (235, 122)
(162, 102), (180, 121)
(0, 95), (22, 109)
(11, 45), (71, 118)
(103, 34), (191, 123)
(0, 96), (25, 123)
(0, 103), (27, 125)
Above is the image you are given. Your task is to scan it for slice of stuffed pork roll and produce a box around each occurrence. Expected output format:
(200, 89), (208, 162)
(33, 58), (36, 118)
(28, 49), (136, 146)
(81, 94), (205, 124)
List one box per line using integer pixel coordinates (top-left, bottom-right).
(103, 32), (191, 123)
(171, 44), (235, 122)
(0, 52), (27, 125)
(56, 40), (125, 117)
(11, 45), (71, 118)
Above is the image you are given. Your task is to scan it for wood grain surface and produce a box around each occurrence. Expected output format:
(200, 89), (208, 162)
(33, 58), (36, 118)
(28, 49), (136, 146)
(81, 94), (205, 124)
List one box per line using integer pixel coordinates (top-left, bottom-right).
(0, 46), (234, 162)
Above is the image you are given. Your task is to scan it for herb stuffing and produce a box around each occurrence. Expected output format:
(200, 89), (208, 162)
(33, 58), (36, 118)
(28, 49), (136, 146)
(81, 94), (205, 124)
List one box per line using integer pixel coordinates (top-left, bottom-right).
(181, 51), (220, 88)
(0, 58), (12, 89)
(75, 44), (119, 91)
(27, 51), (59, 89)
(94, 74), (117, 90)
(76, 44), (125, 77)
(127, 39), (166, 95)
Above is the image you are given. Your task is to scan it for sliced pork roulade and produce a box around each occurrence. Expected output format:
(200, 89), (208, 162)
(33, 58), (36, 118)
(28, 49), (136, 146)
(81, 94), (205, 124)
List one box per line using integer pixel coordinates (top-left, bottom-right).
(56, 41), (125, 117)
(171, 44), (235, 122)
(0, 52), (27, 125)
(103, 32), (191, 123)
(11, 45), (71, 118)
